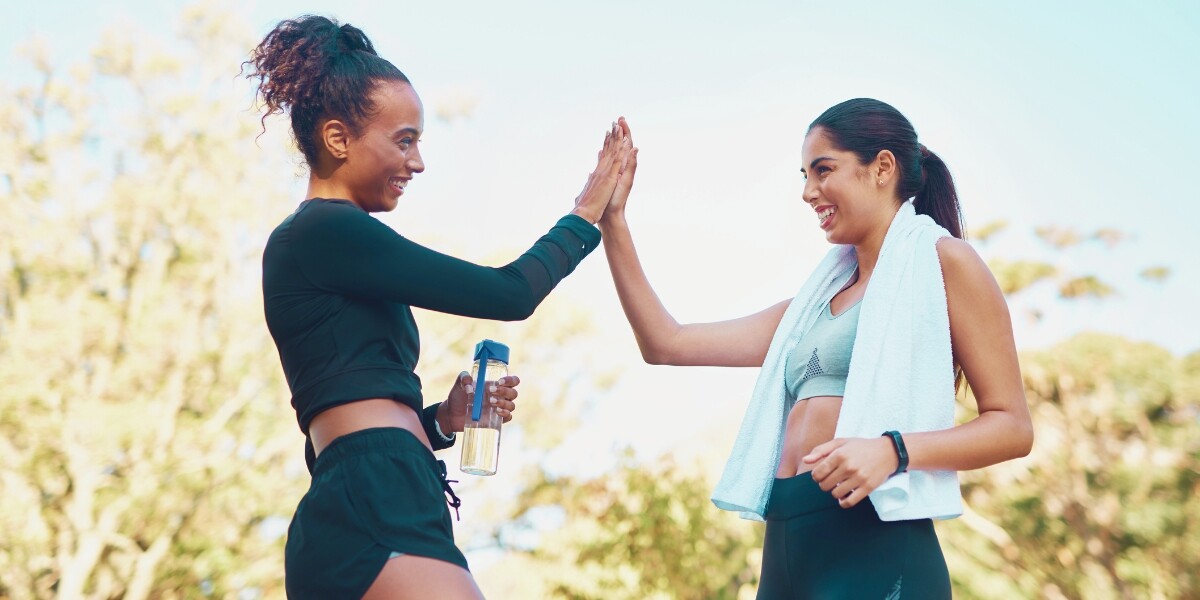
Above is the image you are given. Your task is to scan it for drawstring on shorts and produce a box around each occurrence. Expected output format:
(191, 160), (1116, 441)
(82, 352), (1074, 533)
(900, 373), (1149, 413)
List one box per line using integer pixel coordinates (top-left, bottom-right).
(436, 459), (462, 521)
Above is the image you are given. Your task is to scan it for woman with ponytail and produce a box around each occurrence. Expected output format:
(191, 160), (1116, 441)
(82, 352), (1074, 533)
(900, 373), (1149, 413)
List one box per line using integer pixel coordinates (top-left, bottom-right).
(246, 15), (629, 599)
(601, 100), (1032, 598)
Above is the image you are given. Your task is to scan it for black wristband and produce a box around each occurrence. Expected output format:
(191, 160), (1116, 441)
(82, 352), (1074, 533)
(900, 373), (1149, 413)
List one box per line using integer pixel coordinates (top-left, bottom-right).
(882, 430), (909, 476)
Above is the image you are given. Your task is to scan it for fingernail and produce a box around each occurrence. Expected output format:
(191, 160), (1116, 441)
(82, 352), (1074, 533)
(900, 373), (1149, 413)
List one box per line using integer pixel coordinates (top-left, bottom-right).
(490, 396), (498, 404)
(489, 384), (497, 393)
(465, 385), (474, 395)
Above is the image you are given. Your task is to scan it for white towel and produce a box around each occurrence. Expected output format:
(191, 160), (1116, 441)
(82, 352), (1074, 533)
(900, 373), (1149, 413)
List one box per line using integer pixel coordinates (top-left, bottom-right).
(711, 201), (963, 522)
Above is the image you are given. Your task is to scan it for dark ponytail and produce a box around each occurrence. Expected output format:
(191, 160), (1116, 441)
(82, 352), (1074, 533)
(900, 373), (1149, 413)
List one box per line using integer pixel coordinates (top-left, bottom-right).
(809, 99), (965, 239)
(242, 15), (409, 167)
(914, 145), (963, 239)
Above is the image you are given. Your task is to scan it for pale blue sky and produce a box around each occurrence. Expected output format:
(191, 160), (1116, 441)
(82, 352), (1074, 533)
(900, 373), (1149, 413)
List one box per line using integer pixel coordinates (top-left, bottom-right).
(7, 0), (1199, 572)
(8, 0), (1197, 355)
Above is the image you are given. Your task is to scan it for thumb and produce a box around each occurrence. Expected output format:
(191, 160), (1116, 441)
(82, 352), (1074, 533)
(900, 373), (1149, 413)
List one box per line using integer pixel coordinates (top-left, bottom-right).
(458, 371), (473, 394)
(803, 438), (846, 464)
(619, 147), (639, 177)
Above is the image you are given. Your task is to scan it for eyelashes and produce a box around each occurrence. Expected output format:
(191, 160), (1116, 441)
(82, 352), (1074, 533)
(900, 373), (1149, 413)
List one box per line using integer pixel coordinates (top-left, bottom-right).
(801, 166), (833, 181)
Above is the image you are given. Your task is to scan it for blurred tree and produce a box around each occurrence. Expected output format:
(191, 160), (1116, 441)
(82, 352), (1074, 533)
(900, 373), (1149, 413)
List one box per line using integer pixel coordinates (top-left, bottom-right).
(939, 334), (1199, 600)
(513, 453), (762, 600)
(984, 221), (1140, 301)
(0, 5), (619, 598)
(0, 6), (305, 598)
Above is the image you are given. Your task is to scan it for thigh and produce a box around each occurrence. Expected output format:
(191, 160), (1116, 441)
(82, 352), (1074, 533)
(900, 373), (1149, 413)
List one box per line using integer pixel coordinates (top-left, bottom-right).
(756, 519), (794, 600)
(363, 554), (485, 600)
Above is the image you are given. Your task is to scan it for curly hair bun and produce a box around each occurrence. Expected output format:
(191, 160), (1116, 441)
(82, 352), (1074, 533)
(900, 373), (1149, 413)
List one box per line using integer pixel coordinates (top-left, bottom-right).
(243, 15), (407, 166)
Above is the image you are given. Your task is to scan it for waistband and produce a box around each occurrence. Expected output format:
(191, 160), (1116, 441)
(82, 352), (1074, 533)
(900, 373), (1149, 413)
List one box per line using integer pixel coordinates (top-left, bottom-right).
(311, 427), (435, 477)
(311, 427), (464, 520)
(765, 472), (844, 521)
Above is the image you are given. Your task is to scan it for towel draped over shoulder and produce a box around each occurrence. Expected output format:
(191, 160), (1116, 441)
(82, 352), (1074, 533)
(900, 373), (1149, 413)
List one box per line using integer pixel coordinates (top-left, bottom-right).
(711, 201), (964, 522)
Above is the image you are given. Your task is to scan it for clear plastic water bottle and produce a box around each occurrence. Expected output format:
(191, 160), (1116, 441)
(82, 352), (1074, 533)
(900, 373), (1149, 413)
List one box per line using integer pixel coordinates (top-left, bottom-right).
(460, 340), (509, 476)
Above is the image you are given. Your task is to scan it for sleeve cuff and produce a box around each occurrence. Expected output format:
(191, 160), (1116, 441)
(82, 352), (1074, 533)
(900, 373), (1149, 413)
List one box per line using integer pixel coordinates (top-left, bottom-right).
(422, 403), (456, 451)
(555, 214), (602, 254)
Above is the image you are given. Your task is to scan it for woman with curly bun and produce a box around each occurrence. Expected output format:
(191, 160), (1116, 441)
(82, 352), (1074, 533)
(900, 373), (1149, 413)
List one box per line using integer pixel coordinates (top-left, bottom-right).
(245, 15), (629, 599)
(602, 101), (1033, 598)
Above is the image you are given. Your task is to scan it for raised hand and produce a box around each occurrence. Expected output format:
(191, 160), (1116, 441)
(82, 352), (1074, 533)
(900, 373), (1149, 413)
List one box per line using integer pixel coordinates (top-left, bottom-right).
(602, 117), (638, 224)
(572, 120), (633, 224)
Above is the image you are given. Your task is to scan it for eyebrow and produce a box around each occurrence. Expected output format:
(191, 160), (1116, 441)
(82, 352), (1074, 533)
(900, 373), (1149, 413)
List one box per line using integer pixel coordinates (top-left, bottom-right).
(799, 156), (834, 174)
(392, 127), (421, 138)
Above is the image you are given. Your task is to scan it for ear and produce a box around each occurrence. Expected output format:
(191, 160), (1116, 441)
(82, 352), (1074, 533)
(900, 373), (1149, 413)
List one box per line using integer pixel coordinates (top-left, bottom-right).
(320, 119), (351, 160)
(874, 149), (897, 186)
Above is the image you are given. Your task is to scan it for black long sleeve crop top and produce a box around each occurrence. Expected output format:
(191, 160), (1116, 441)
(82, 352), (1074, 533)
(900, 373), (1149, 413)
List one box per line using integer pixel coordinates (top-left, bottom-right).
(262, 198), (600, 459)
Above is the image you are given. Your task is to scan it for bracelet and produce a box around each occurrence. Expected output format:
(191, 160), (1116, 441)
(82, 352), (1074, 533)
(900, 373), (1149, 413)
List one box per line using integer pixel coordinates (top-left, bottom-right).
(434, 417), (456, 443)
(882, 430), (909, 476)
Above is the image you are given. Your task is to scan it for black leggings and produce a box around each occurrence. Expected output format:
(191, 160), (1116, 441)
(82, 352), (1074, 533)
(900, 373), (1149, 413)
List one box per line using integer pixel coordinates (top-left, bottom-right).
(757, 473), (951, 599)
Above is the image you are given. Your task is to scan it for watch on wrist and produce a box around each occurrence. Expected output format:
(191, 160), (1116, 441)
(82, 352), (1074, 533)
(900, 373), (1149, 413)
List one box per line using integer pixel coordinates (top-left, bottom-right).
(882, 430), (909, 476)
(434, 416), (456, 443)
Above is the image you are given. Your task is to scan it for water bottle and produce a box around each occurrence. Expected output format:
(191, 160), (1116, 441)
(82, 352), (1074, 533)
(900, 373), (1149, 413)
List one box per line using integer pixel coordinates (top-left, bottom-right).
(460, 339), (509, 476)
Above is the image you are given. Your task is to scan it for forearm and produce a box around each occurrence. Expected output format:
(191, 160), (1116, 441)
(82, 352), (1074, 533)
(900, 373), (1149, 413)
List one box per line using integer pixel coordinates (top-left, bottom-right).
(599, 215), (683, 364)
(904, 406), (1033, 472)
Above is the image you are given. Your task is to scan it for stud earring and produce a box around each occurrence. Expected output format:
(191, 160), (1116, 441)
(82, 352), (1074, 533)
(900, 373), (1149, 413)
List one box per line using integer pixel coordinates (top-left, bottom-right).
(878, 179), (884, 185)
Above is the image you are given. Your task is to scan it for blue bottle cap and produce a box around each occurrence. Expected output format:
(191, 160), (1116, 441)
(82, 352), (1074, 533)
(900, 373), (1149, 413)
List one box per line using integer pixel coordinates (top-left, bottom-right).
(471, 340), (510, 421)
(473, 339), (510, 364)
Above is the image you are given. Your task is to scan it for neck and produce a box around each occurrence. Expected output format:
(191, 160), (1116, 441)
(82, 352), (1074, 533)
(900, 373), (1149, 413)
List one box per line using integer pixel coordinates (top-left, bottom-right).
(852, 202), (902, 280)
(305, 175), (358, 207)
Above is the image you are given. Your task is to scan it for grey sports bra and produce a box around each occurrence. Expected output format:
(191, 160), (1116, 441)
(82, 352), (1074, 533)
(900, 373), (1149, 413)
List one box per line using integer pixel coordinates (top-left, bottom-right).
(783, 297), (862, 401)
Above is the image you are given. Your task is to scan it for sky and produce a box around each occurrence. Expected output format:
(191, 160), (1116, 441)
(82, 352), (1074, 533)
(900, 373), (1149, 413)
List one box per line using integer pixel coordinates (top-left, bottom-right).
(6, 0), (1199, 534)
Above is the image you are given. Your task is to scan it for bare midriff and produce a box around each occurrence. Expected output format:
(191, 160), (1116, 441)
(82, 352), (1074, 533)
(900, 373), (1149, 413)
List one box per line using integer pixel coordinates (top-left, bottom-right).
(775, 395), (843, 478)
(309, 398), (433, 458)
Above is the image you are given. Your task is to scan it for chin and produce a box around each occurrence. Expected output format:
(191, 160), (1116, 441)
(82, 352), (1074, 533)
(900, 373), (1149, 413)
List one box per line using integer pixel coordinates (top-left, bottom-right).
(377, 196), (400, 213)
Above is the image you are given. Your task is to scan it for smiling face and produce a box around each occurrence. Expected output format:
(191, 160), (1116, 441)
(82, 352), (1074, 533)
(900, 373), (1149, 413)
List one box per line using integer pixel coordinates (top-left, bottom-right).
(336, 80), (426, 212)
(800, 127), (896, 245)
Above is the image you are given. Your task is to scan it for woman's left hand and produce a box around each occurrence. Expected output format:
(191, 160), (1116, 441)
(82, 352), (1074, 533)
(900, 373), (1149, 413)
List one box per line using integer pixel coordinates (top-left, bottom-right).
(803, 437), (900, 508)
(442, 372), (521, 432)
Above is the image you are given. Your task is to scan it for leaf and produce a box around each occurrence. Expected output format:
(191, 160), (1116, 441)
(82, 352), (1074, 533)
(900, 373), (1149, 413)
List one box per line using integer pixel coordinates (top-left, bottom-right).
(987, 259), (1057, 295)
(1035, 226), (1082, 249)
(1092, 228), (1128, 248)
(1059, 275), (1117, 299)
(1139, 266), (1171, 283)
(973, 220), (1008, 244)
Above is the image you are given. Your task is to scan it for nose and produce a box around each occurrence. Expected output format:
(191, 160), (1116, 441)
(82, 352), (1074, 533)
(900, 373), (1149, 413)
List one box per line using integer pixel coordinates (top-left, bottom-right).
(408, 145), (425, 174)
(802, 175), (819, 205)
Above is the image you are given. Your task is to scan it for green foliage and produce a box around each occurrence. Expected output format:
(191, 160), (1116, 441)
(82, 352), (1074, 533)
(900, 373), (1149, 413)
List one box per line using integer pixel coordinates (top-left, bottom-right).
(971, 220), (1008, 244)
(940, 334), (1200, 599)
(0, 6), (304, 598)
(1059, 275), (1117, 299)
(1139, 266), (1171, 283)
(515, 332), (1199, 600)
(516, 454), (762, 600)
(987, 259), (1058, 295)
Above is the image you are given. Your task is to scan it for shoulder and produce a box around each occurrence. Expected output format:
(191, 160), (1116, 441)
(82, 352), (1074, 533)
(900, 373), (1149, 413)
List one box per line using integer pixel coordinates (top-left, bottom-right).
(291, 199), (389, 237)
(935, 236), (1004, 300)
(934, 236), (981, 270)
(294, 198), (367, 223)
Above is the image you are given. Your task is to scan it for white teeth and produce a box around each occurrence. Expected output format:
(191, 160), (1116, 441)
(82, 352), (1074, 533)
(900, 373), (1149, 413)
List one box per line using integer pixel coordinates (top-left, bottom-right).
(817, 207), (836, 221)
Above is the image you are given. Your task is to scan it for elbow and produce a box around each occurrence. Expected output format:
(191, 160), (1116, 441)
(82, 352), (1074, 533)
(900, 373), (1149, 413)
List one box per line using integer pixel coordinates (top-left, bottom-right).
(1008, 413), (1035, 459)
(497, 289), (540, 321)
(503, 305), (537, 322)
(641, 346), (667, 365)
(1015, 422), (1035, 459)
(639, 340), (681, 366)
(634, 327), (686, 365)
